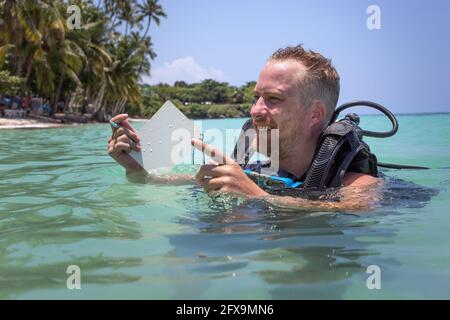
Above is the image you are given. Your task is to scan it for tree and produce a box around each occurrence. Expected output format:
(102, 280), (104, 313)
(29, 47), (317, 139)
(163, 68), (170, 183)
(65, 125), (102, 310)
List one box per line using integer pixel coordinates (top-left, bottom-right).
(174, 80), (188, 87)
(137, 0), (166, 41)
(118, 0), (138, 37)
(199, 79), (229, 103)
(243, 81), (256, 103)
(0, 0), (164, 119)
(136, 0), (165, 74)
(0, 70), (24, 95)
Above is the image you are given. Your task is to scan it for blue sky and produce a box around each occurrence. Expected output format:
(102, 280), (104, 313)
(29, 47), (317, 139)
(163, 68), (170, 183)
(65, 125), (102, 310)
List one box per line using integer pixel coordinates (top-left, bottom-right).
(141, 0), (450, 113)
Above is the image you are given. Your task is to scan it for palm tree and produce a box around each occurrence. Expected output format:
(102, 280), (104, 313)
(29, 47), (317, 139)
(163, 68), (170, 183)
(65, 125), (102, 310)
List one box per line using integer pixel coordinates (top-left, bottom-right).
(0, 0), (165, 119)
(137, 0), (166, 41)
(0, 0), (44, 76)
(135, 0), (165, 75)
(104, 35), (144, 114)
(136, 35), (156, 75)
(0, 0), (67, 98)
(116, 0), (140, 37)
(64, 2), (113, 113)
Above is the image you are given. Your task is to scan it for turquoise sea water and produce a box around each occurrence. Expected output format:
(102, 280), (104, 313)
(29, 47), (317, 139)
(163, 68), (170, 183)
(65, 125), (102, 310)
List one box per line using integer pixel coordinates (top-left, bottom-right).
(0, 113), (449, 299)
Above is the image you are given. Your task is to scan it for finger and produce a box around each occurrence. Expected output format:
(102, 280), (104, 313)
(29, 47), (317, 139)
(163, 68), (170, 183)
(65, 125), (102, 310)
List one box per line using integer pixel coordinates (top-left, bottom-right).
(196, 164), (239, 184)
(191, 138), (235, 165)
(110, 141), (131, 156)
(110, 114), (128, 133)
(114, 135), (141, 152)
(195, 164), (222, 186)
(110, 113), (138, 135)
(118, 118), (137, 133)
(204, 177), (227, 193)
(108, 139), (115, 154)
(113, 127), (140, 143)
(128, 138), (141, 152)
(110, 113), (128, 124)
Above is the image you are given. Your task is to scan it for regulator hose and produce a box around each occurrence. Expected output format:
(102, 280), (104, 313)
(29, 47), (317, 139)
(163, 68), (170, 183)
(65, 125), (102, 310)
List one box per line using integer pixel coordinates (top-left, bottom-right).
(330, 100), (399, 138)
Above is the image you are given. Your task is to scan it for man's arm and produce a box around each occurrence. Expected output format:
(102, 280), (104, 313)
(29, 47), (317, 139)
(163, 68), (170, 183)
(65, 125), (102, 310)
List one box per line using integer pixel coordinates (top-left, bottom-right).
(264, 173), (381, 212)
(126, 168), (195, 185)
(342, 172), (379, 187)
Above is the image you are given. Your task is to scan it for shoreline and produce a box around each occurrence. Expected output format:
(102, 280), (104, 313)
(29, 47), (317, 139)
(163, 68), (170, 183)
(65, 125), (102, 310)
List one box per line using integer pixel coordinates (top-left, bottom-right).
(0, 117), (149, 130)
(0, 118), (74, 130)
(3, 111), (448, 130)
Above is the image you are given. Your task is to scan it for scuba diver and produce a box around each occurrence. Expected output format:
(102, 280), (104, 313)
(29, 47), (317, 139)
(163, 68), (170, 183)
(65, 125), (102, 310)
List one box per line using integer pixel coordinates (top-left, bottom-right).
(108, 45), (425, 211)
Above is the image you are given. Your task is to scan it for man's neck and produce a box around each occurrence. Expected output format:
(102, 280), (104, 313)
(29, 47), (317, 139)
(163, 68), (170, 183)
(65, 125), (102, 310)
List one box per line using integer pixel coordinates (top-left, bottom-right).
(279, 136), (319, 178)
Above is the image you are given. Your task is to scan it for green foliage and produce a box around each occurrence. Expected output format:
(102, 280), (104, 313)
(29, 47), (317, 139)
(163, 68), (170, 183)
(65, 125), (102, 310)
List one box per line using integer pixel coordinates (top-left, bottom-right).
(0, 70), (24, 94)
(141, 93), (164, 117)
(145, 80), (256, 107)
(243, 81), (257, 103)
(140, 80), (254, 119)
(0, 0), (166, 116)
(205, 104), (249, 118)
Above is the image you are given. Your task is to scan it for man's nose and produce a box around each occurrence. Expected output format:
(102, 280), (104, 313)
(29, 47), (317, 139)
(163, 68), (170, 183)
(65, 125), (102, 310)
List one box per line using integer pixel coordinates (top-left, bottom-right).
(250, 97), (268, 118)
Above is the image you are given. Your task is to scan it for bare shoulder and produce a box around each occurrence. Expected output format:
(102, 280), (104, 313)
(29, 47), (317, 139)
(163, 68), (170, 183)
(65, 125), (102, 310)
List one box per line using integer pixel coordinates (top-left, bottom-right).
(342, 172), (380, 187)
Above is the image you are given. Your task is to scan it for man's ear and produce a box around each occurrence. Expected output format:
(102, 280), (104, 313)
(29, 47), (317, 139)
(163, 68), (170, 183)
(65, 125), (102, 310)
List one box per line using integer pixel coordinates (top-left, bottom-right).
(310, 100), (326, 125)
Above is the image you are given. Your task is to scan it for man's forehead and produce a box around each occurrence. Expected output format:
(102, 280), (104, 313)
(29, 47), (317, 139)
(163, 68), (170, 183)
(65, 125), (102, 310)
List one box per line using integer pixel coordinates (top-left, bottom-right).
(255, 60), (307, 93)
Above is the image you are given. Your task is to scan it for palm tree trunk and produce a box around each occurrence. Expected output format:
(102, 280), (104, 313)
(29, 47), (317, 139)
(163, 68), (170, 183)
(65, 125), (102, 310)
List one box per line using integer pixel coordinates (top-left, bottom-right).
(53, 76), (65, 114)
(93, 81), (107, 113)
(111, 97), (127, 115)
(23, 56), (34, 91)
(67, 91), (77, 113)
(111, 99), (120, 115)
(118, 98), (128, 114)
(138, 18), (152, 75)
(15, 54), (26, 76)
(24, 60), (33, 83)
(142, 18), (152, 40)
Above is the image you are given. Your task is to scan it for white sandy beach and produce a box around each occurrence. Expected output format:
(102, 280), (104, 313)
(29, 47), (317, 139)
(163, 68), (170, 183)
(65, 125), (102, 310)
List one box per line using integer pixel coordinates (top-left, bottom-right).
(0, 118), (70, 129)
(0, 116), (147, 130)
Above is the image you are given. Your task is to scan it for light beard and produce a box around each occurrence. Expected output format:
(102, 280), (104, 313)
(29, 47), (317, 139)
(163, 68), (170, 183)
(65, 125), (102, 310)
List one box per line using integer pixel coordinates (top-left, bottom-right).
(254, 127), (301, 161)
(279, 134), (300, 160)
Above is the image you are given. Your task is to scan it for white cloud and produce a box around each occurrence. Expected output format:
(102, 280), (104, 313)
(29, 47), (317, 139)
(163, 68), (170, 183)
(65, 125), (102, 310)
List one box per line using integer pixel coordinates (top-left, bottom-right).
(142, 56), (225, 85)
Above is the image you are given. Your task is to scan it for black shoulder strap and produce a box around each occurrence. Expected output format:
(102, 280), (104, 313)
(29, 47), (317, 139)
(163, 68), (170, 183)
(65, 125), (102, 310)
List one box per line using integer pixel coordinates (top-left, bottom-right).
(303, 119), (371, 190)
(232, 118), (255, 167)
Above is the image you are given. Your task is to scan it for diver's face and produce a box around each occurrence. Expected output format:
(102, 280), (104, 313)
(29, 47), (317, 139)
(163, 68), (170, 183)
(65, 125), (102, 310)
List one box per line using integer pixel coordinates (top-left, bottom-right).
(251, 60), (309, 153)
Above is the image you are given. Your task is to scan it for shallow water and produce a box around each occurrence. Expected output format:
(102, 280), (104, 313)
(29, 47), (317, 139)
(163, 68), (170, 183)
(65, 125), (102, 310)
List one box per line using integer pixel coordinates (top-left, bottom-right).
(0, 114), (449, 299)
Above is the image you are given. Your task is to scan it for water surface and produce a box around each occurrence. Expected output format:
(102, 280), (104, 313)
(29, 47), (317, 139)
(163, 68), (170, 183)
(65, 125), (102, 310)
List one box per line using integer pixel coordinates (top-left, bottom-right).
(0, 114), (449, 299)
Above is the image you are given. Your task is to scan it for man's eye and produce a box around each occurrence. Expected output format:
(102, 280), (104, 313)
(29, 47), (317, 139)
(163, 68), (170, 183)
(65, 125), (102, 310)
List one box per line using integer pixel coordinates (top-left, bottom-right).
(269, 97), (280, 103)
(252, 96), (260, 104)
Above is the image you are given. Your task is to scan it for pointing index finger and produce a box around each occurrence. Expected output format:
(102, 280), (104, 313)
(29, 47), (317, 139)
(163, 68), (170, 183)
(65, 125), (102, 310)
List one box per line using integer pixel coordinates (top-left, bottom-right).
(191, 138), (235, 165)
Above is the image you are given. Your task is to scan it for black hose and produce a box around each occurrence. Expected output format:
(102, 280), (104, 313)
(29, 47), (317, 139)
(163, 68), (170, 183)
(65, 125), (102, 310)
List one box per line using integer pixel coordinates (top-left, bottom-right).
(378, 162), (430, 170)
(331, 101), (430, 170)
(330, 101), (399, 138)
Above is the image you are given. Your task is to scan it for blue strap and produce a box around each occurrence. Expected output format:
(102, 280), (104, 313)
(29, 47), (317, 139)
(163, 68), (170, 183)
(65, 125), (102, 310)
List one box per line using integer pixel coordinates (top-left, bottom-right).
(244, 169), (304, 189)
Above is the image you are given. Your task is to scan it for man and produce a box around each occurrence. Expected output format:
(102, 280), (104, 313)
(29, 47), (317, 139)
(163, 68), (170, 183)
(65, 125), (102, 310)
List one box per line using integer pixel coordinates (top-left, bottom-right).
(108, 45), (380, 211)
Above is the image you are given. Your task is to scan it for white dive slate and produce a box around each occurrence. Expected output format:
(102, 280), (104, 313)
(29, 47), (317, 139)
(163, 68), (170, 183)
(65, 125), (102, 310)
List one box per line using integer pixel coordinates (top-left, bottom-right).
(129, 101), (197, 172)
